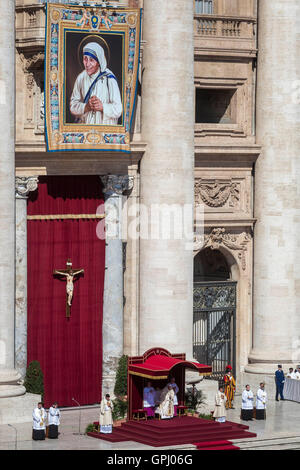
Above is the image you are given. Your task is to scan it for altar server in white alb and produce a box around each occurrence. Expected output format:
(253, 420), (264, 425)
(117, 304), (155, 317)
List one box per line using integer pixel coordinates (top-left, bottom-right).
(213, 386), (227, 423)
(256, 383), (267, 420)
(99, 394), (114, 433)
(287, 367), (297, 379)
(32, 402), (47, 441)
(241, 385), (254, 421)
(167, 377), (179, 416)
(143, 381), (156, 418)
(70, 42), (122, 125)
(48, 402), (61, 439)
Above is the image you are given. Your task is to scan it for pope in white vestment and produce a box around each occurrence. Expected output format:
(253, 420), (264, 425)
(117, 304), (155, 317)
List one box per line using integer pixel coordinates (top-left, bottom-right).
(70, 42), (122, 125)
(99, 394), (114, 434)
(167, 378), (179, 416)
(157, 385), (175, 419)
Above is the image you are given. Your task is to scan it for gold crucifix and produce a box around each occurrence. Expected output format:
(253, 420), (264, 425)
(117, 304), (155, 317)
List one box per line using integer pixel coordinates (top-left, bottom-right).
(53, 259), (84, 318)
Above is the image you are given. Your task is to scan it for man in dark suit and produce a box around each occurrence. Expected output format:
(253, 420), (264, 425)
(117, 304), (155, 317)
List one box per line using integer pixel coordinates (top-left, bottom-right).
(275, 365), (285, 401)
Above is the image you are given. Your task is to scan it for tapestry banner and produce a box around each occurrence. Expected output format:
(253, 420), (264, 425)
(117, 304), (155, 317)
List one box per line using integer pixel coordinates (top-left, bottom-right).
(45, 3), (141, 152)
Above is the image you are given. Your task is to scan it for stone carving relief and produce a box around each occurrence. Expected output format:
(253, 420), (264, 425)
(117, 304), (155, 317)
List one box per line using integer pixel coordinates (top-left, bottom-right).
(21, 52), (45, 74)
(194, 227), (251, 271)
(195, 179), (240, 208)
(19, 51), (45, 134)
(100, 175), (134, 196)
(15, 176), (39, 199)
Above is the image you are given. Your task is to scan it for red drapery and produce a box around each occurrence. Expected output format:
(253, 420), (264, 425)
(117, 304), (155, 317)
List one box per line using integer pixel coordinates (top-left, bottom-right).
(27, 176), (105, 408)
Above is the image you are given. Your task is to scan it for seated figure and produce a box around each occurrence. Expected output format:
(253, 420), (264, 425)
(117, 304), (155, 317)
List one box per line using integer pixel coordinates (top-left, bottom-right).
(143, 381), (156, 418)
(156, 385), (175, 419)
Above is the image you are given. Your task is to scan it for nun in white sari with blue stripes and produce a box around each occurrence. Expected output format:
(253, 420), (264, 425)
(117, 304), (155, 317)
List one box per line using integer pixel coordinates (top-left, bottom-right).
(70, 42), (122, 125)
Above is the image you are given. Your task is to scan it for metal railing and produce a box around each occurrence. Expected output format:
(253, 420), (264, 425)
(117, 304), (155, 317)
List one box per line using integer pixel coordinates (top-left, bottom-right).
(193, 281), (236, 381)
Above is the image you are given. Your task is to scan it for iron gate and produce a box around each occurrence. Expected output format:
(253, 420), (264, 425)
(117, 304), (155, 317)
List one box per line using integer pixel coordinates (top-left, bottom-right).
(193, 281), (236, 381)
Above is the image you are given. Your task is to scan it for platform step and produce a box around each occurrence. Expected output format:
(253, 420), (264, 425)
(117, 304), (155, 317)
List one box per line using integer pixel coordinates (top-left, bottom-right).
(198, 445), (240, 451)
(87, 416), (256, 448)
(196, 440), (236, 448)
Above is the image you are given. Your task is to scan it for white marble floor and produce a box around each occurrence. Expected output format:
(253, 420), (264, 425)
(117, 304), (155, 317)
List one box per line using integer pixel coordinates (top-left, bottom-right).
(1, 398), (300, 450)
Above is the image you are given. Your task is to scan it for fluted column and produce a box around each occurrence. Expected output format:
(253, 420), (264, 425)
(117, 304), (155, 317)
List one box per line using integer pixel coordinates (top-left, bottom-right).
(100, 175), (133, 396)
(15, 177), (38, 378)
(247, 0), (300, 373)
(139, 1), (195, 357)
(0, 0), (25, 397)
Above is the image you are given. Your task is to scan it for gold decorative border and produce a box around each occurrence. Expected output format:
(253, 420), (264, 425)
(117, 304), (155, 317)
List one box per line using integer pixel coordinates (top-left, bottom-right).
(45, 4), (141, 152)
(128, 371), (168, 380)
(27, 214), (105, 220)
(128, 370), (212, 379)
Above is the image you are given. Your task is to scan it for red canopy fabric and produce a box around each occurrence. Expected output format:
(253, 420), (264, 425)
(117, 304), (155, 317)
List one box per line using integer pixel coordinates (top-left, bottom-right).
(127, 348), (212, 420)
(128, 354), (212, 379)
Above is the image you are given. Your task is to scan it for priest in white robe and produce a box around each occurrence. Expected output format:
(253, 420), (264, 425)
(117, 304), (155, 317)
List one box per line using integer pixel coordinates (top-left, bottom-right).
(157, 385), (175, 419)
(287, 368), (297, 379)
(70, 42), (122, 125)
(213, 386), (227, 423)
(167, 377), (179, 416)
(256, 383), (267, 420)
(48, 402), (61, 439)
(241, 385), (254, 421)
(32, 402), (47, 441)
(99, 394), (114, 434)
(143, 381), (156, 418)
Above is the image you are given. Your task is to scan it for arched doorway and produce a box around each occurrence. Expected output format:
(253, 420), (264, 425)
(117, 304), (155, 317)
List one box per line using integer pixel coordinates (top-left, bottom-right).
(193, 248), (237, 380)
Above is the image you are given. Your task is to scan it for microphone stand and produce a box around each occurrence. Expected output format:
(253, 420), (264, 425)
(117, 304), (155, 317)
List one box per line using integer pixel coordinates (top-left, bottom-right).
(72, 398), (83, 435)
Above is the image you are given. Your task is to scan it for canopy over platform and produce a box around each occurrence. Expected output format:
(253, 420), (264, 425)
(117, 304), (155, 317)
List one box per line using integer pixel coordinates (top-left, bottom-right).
(127, 348), (212, 420)
(128, 348), (212, 379)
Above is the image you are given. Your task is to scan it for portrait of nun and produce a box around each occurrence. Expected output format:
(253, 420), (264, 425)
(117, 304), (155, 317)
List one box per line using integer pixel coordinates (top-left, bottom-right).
(69, 40), (123, 125)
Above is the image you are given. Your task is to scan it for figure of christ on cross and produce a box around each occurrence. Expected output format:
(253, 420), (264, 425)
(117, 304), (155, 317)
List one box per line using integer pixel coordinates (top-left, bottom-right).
(53, 259), (84, 318)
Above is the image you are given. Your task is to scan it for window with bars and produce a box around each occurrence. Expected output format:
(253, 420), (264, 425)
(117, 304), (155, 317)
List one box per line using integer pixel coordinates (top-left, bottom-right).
(195, 0), (214, 15)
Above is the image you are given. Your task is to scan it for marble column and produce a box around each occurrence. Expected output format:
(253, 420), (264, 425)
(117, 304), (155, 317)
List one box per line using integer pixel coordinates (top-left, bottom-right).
(0, 0), (25, 398)
(100, 175), (134, 396)
(246, 0), (300, 374)
(139, 1), (195, 357)
(15, 177), (38, 378)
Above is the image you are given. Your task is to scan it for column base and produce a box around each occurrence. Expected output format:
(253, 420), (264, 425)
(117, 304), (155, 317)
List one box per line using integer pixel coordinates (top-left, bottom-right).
(0, 392), (41, 425)
(245, 363), (295, 375)
(0, 368), (22, 385)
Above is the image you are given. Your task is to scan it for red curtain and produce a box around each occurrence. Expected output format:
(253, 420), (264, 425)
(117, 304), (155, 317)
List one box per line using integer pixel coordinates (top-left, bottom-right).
(27, 176), (105, 408)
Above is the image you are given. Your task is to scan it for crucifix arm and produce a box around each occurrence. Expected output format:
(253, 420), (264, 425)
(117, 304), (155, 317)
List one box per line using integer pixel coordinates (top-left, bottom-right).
(73, 269), (84, 275)
(53, 270), (68, 276)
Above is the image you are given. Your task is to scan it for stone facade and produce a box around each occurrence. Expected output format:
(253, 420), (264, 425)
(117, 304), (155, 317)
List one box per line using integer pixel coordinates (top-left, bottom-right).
(0, 0), (295, 422)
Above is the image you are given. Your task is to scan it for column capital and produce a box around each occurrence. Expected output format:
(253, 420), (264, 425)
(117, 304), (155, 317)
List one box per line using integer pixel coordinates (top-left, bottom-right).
(15, 176), (38, 199)
(100, 175), (134, 196)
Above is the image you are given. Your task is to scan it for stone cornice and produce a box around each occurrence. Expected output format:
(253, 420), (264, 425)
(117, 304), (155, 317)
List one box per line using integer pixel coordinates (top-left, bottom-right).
(195, 144), (261, 164)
